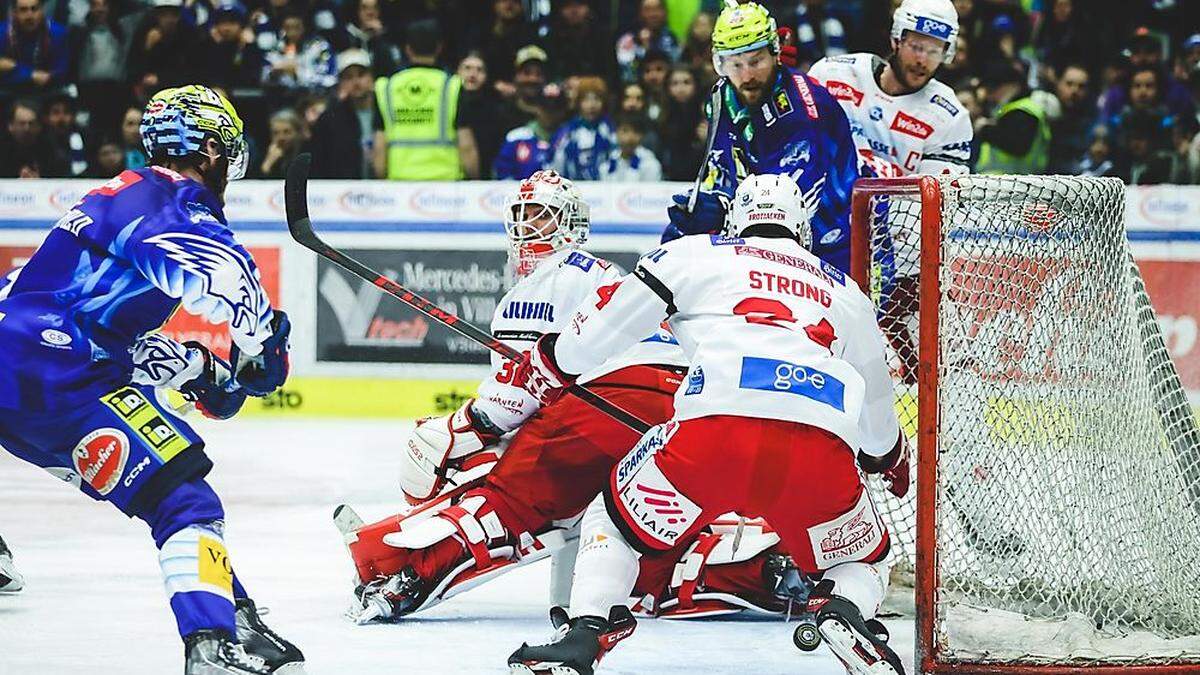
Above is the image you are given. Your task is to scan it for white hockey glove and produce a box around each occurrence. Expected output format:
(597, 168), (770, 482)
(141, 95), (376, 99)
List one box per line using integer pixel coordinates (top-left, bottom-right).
(401, 400), (502, 504)
(473, 335), (575, 433)
(858, 432), (911, 498)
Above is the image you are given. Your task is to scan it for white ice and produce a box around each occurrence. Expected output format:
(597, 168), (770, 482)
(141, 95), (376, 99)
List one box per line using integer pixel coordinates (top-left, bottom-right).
(0, 418), (915, 674)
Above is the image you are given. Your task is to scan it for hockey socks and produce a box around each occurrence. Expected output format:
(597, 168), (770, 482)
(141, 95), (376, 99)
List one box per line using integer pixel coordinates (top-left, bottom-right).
(160, 523), (237, 639)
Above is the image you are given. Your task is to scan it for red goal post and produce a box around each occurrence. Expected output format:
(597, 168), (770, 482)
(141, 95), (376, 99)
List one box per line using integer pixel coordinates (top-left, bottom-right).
(849, 175), (1200, 675)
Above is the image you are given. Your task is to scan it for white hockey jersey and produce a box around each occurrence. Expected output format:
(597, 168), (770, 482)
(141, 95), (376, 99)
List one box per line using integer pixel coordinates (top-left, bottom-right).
(808, 53), (972, 178)
(489, 248), (686, 385)
(553, 234), (900, 457)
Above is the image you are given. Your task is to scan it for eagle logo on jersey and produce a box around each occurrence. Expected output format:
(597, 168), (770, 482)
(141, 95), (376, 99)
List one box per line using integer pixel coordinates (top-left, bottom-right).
(145, 232), (266, 340)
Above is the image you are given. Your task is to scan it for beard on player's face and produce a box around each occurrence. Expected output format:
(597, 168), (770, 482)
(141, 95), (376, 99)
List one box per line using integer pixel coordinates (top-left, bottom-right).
(889, 51), (934, 92)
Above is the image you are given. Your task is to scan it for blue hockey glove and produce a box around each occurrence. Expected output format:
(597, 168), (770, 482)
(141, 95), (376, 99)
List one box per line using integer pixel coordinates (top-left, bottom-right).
(662, 190), (729, 243)
(231, 310), (291, 396)
(179, 342), (247, 420)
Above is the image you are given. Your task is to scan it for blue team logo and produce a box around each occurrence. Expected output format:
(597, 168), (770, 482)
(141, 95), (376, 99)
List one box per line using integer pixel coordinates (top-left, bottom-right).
(502, 301), (555, 322)
(738, 357), (845, 410)
(780, 140), (812, 170)
(914, 16), (953, 40)
(708, 234), (744, 246)
(929, 94), (960, 117)
(144, 232), (265, 338)
(564, 251), (595, 271)
(869, 106), (884, 122)
(820, 260), (846, 286)
(685, 365), (704, 395)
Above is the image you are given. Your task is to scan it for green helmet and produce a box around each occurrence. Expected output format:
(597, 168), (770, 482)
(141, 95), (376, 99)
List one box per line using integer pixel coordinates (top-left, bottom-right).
(711, 2), (778, 63)
(140, 85), (249, 181)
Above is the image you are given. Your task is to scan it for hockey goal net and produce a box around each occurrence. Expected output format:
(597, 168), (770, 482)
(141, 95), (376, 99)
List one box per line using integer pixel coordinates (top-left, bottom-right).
(850, 175), (1200, 673)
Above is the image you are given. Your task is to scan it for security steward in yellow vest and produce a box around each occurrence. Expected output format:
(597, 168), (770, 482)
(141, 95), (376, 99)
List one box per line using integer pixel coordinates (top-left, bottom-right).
(976, 64), (1051, 175)
(375, 19), (480, 180)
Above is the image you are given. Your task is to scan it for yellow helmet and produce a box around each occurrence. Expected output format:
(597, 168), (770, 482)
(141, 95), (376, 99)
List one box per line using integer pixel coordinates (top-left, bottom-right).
(711, 2), (778, 60)
(140, 85), (248, 181)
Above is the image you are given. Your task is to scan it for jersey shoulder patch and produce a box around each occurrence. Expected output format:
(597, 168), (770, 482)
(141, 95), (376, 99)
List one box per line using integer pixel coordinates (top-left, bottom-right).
(709, 233), (744, 246)
(563, 251), (597, 271)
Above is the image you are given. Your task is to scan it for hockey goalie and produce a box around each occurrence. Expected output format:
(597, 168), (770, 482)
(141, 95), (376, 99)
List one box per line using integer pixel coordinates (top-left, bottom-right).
(338, 171), (805, 624)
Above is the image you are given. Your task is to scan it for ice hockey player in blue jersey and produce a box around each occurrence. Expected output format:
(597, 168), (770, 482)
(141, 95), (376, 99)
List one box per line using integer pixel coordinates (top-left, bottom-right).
(0, 86), (304, 674)
(662, 1), (860, 273)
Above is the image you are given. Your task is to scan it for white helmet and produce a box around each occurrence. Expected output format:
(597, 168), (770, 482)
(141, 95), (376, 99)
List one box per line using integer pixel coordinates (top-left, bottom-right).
(724, 174), (811, 248)
(503, 170), (590, 278)
(891, 0), (959, 65)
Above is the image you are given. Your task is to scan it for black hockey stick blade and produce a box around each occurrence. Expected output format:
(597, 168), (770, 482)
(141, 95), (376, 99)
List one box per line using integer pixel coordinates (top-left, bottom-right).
(687, 77), (727, 213)
(282, 154), (652, 434)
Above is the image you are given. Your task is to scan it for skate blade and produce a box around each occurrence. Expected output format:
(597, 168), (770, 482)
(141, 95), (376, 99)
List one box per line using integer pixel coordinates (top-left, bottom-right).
(271, 663), (307, 674)
(818, 620), (901, 675)
(508, 664), (588, 675)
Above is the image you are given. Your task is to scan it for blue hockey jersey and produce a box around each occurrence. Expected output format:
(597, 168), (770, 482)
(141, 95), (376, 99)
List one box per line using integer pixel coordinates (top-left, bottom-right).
(0, 166), (274, 411)
(705, 65), (860, 271)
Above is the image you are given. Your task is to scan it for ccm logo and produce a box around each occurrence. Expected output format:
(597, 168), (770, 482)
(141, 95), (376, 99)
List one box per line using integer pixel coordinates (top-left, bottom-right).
(824, 80), (863, 106)
(891, 111), (934, 139)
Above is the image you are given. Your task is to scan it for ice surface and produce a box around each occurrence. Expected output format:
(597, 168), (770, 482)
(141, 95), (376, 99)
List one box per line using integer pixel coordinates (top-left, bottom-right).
(0, 418), (915, 674)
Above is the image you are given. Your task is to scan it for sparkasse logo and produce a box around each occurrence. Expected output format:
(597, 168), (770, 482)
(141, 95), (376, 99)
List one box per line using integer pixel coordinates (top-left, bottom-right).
(891, 111), (934, 139)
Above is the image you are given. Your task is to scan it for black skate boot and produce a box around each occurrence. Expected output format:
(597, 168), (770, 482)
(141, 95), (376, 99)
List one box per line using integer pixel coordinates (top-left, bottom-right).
(763, 554), (824, 651)
(184, 630), (271, 675)
(234, 599), (305, 673)
(0, 535), (24, 593)
(508, 605), (637, 675)
(350, 566), (432, 624)
(805, 580), (904, 675)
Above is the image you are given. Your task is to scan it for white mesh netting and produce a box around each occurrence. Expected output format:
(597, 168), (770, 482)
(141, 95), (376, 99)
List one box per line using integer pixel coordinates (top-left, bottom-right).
(858, 175), (1200, 667)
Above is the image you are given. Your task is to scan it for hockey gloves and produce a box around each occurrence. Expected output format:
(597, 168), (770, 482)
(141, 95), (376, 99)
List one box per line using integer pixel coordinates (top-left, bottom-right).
(662, 190), (729, 243)
(474, 335), (575, 433)
(179, 341), (247, 420)
(777, 26), (799, 68)
(858, 433), (911, 498)
(231, 309), (291, 396)
(401, 401), (502, 503)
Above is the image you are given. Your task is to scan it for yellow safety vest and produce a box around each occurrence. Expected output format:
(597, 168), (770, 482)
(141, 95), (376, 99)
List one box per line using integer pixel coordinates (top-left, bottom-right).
(977, 96), (1050, 175)
(375, 67), (462, 180)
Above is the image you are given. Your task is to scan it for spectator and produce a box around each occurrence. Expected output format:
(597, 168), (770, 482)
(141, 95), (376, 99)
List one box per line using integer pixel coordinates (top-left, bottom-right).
(127, 0), (202, 96)
(1178, 33), (1200, 83)
(659, 64), (701, 180)
(72, 0), (133, 137)
(1122, 111), (1181, 184)
(939, 35), (974, 90)
(334, 0), (400, 77)
(201, 1), (264, 89)
(456, 50), (504, 175)
(308, 49), (382, 178)
(1034, 0), (1092, 77)
(790, 0), (847, 70)
(478, 0), (537, 90)
(297, 94), (328, 130)
(0, 99), (65, 177)
(551, 75), (615, 180)
(680, 11), (716, 89)
(1076, 126), (1120, 177)
(375, 19), (479, 179)
(85, 135), (123, 177)
(119, 104), (146, 170)
(262, 9), (337, 91)
(255, 108), (305, 178)
(543, 0), (616, 83)
(42, 93), (86, 176)
(615, 0), (680, 84)
(1100, 30), (1195, 125)
(0, 0), (70, 92)
(1048, 63), (1096, 173)
(637, 48), (670, 122)
(495, 44), (547, 141)
(599, 112), (661, 181)
(976, 62), (1052, 174)
(618, 80), (659, 154)
(493, 83), (567, 179)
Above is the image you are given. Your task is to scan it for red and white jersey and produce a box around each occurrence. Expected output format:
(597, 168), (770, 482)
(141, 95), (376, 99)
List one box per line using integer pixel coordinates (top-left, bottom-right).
(490, 248), (685, 384)
(554, 235), (900, 458)
(808, 53), (972, 178)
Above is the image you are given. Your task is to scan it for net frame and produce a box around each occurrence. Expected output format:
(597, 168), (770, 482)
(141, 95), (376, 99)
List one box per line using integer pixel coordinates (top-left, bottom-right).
(849, 176), (1200, 675)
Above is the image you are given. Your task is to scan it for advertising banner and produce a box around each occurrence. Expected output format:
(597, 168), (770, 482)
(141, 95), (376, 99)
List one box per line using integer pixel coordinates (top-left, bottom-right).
(1138, 259), (1200, 391)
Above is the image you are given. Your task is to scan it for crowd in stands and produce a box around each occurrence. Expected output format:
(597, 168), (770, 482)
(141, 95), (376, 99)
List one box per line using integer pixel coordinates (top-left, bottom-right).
(0, 0), (1198, 184)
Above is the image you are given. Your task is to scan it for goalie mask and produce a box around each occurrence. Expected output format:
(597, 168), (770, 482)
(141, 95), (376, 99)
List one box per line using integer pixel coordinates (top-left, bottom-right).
(503, 170), (590, 278)
(724, 174), (811, 249)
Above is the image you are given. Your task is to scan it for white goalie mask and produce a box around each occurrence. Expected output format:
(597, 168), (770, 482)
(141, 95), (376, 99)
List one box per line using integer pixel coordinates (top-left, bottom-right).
(503, 170), (590, 278)
(891, 0), (959, 65)
(724, 174), (812, 249)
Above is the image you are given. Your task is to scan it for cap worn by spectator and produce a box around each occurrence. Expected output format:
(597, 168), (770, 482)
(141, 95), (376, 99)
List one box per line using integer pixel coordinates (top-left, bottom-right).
(152, 0), (183, 9)
(337, 48), (372, 75)
(211, 1), (247, 23)
(515, 45), (548, 71)
(1184, 34), (1200, 52)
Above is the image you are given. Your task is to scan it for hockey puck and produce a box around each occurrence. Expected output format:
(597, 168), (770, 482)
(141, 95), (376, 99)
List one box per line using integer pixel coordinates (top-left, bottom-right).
(793, 621), (821, 651)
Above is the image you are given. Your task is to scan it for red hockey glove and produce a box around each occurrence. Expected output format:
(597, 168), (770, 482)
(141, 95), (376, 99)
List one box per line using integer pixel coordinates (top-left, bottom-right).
(474, 334), (576, 432)
(777, 26), (799, 68)
(858, 433), (911, 498)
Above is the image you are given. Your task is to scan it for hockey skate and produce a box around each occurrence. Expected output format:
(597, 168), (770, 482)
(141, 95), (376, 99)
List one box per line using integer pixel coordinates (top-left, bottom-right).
(184, 630), (271, 675)
(805, 580), (903, 675)
(0, 535), (24, 593)
(348, 566), (430, 624)
(234, 598), (306, 673)
(508, 605), (637, 675)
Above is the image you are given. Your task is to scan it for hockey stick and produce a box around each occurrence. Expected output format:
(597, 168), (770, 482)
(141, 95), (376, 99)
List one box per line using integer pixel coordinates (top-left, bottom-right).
(686, 76), (728, 213)
(284, 154), (652, 434)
